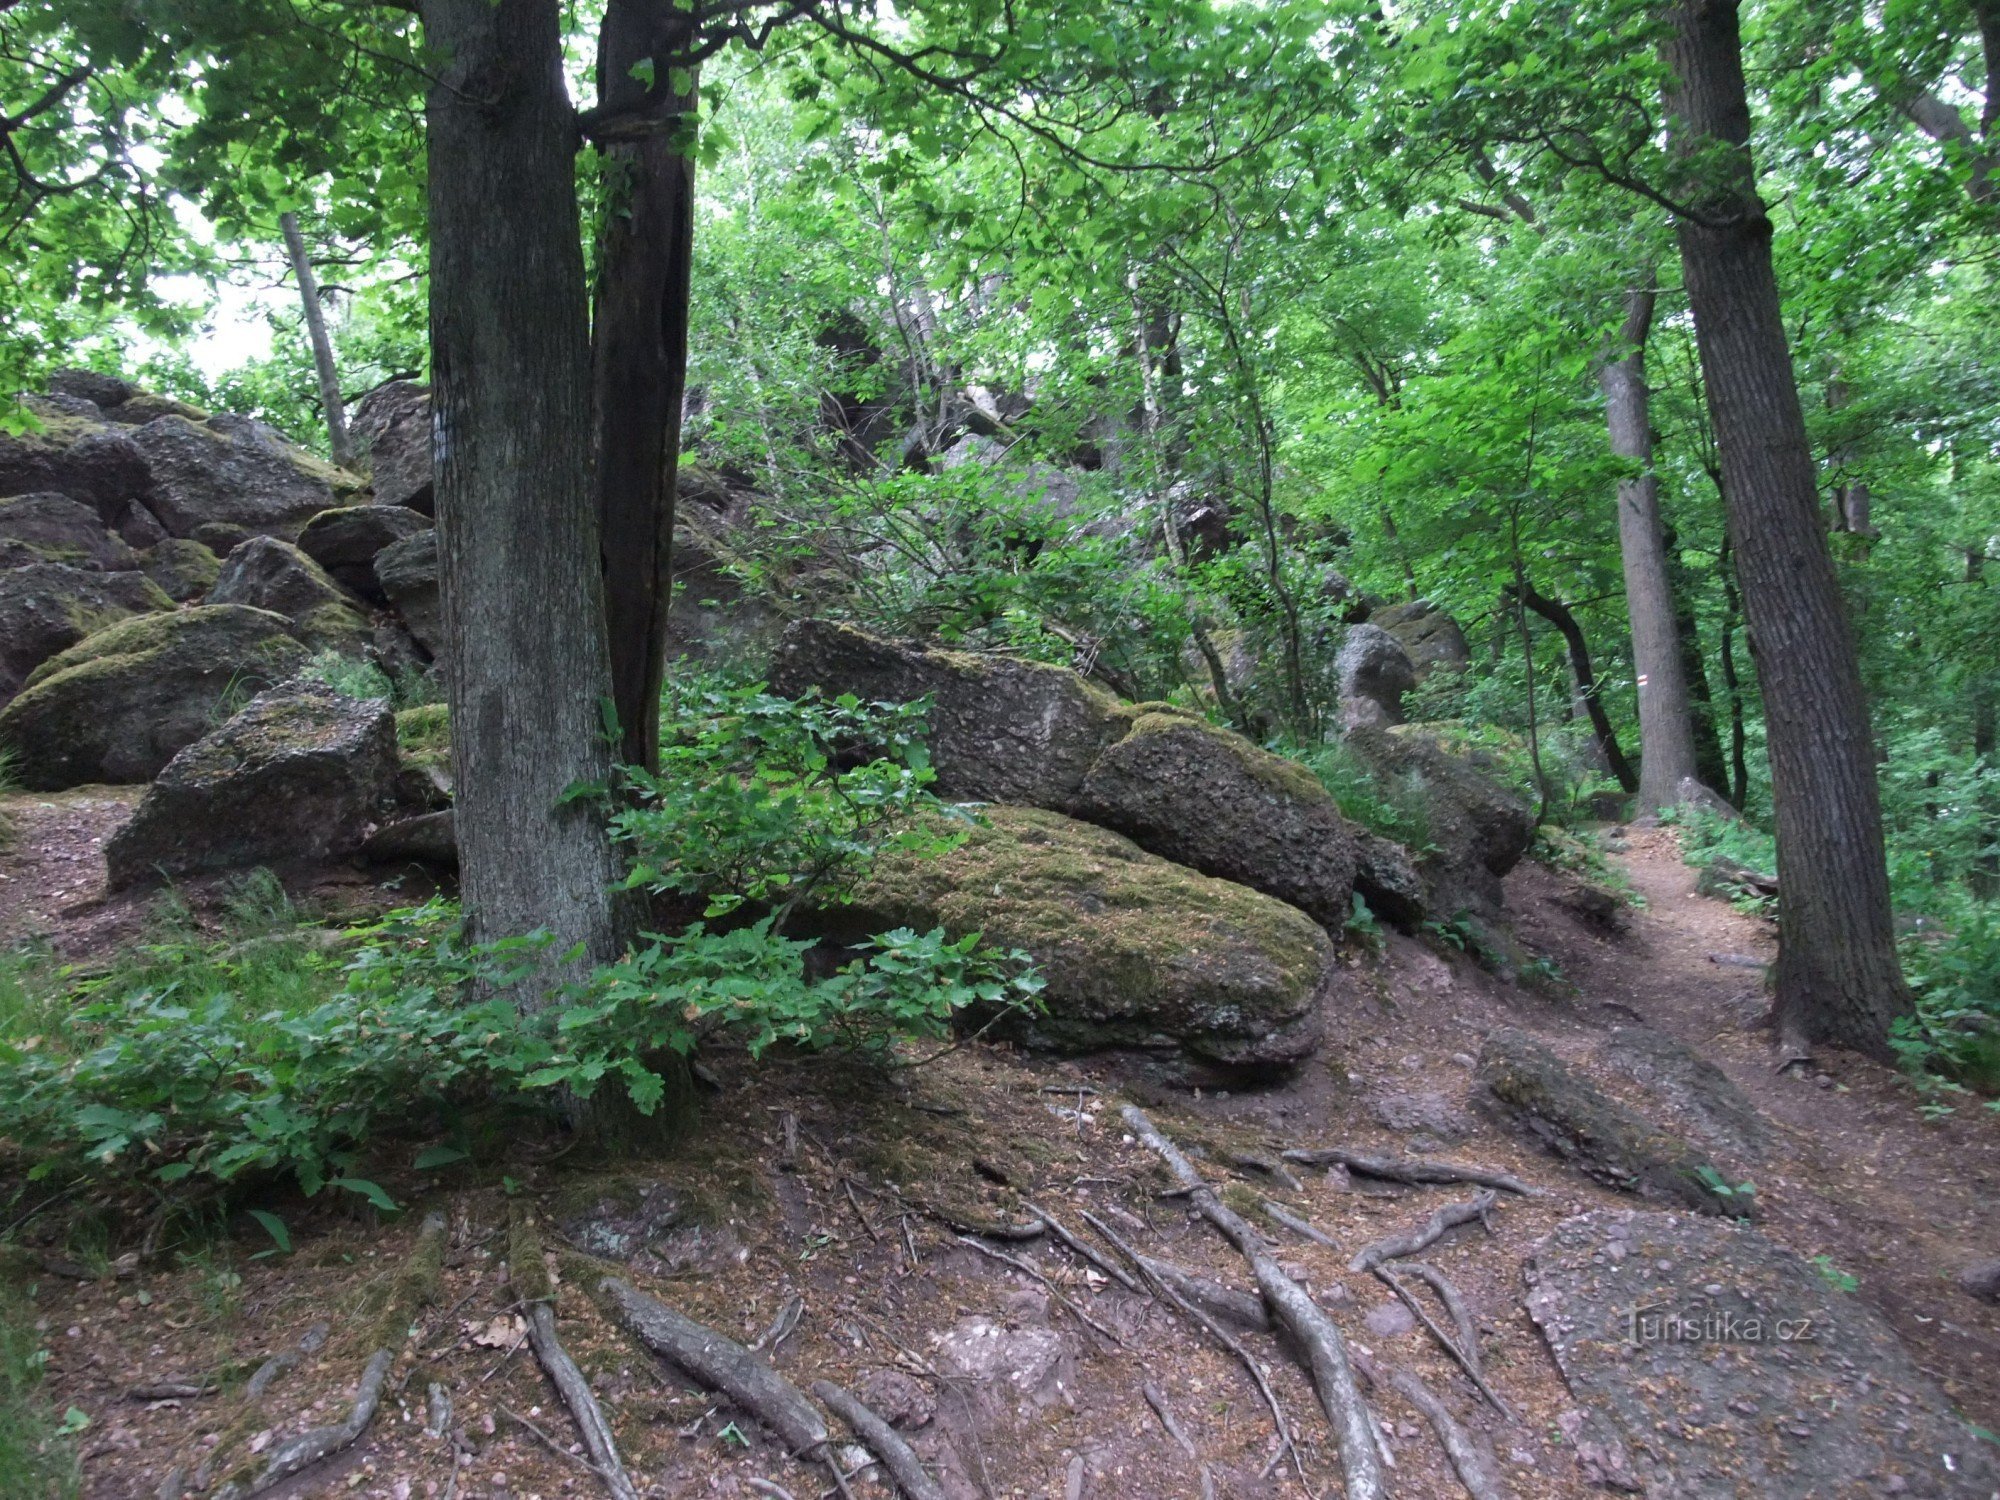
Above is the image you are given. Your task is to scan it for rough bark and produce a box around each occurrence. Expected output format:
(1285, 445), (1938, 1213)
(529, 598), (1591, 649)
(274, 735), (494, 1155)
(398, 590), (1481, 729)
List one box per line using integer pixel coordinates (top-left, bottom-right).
(1513, 578), (1637, 794)
(1663, 0), (1913, 1056)
(590, 0), (698, 775)
(279, 211), (355, 470)
(1599, 285), (1700, 811)
(421, 0), (625, 974)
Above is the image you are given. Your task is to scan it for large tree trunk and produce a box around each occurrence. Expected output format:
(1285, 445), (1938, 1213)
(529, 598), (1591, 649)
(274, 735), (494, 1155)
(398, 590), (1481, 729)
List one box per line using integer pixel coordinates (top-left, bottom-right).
(279, 210), (355, 469)
(1664, 0), (1912, 1057)
(590, 0), (699, 774)
(422, 0), (625, 974)
(1598, 284), (1699, 811)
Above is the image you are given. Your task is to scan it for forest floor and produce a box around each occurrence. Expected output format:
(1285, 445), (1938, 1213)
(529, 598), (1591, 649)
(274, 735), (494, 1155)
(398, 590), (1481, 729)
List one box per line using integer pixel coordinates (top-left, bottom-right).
(5, 789), (1999, 1500)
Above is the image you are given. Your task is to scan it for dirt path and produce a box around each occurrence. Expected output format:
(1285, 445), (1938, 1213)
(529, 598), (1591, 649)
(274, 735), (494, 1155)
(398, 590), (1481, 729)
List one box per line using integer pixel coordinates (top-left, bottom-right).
(1519, 825), (2000, 1429)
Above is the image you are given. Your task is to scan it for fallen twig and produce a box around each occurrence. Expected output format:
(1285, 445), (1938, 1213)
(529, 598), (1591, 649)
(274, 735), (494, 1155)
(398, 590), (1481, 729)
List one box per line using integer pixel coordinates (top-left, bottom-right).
(1283, 1147), (1535, 1197)
(842, 1179), (881, 1242)
(745, 1481), (799, 1500)
(503, 1404), (620, 1485)
(1125, 1104), (1390, 1500)
(1374, 1265), (1513, 1421)
(600, 1277), (829, 1455)
(813, 1379), (947, 1500)
(1081, 1211), (1297, 1479)
(1021, 1200), (1144, 1294)
(954, 1235), (1123, 1345)
(1349, 1191), (1499, 1274)
(129, 1381), (217, 1402)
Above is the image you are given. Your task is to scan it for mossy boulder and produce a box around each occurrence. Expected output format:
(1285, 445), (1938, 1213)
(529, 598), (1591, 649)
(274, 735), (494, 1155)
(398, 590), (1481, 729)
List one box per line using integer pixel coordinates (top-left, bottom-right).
(126, 414), (358, 539)
(0, 605), (307, 788)
(374, 530), (440, 658)
(1345, 725), (1533, 917)
(0, 492), (137, 570)
(208, 536), (370, 651)
(1477, 1028), (1737, 1215)
(0, 416), (152, 516)
(296, 504), (431, 600)
(0, 564), (174, 701)
(351, 380), (434, 514)
(1369, 599), (1469, 678)
(138, 537), (221, 602)
(838, 805), (1333, 1069)
(769, 619), (1131, 807)
(105, 681), (400, 888)
(1071, 708), (1360, 931)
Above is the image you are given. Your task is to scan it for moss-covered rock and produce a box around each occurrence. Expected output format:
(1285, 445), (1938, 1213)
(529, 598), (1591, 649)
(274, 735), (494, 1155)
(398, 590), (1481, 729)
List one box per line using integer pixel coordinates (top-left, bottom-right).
(0, 563), (173, 701)
(1345, 725), (1533, 918)
(105, 680), (401, 888)
(0, 492), (137, 570)
(838, 805), (1332, 1069)
(1476, 1028), (1737, 1215)
(0, 605), (307, 788)
(296, 504), (431, 600)
(208, 536), (370, 651)
(138, 537), (221, 602)
(1071, 709), (1360, 930)
(769, 619), (1131, 807)
(0, 417), (152, 516)
(373, 530), (440, 658)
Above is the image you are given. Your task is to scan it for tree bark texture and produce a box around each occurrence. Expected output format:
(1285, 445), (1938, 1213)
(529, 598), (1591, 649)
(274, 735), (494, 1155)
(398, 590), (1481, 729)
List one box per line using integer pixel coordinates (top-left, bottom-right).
(1599, 284), (1699, 811)
(422, 0), (625, 975)
(1664, 0), (1912, 1055)
(279, 210), (355, 470)
(1513, 579), (1637, 794)
(590, 0), (699, 775)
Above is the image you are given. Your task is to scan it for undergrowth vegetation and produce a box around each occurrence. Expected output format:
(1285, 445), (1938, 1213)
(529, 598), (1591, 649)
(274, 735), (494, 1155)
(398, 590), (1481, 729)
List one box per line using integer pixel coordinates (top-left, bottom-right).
(0, 1273), (77, 1499)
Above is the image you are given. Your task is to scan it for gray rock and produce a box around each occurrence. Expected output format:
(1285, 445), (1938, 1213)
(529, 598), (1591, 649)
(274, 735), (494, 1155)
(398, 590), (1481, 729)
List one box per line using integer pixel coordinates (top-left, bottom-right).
(373, 530), (441, 658)
(665, 527), (783, 671)
(105, 682), (401, 889)
(1345, 726), (1533, 917)
(109, 497), (168, 550)
(1958, 1259), (2000, 1304)
(1070, 708), (1360, 932)
(552, 1178), (744, 1277)
(209, 536), (370, 651)
(1337, 623), (1416, 725)
(836, 804), (1333, 1071)
(0, 418), (152, 517)
(127, 414), (353, 539)
(0, 563), (173, 700)
(47, 369), (136, 410)
(1598, 1027), (1769, 1163)
(350, 380), (434, 514)
(934, 1316), (1075, 1426)
(360, 809), (456, 869)
(769, 619), (1128, 808)
(1526, 1210), (2000, 1497)
(138, 538), (221, 602)
(1371, 1089), (1473, 1142)
(0, 492), (136, 570)
(295, 504), (431, 601)
(0, 605), (308, 788)
(1352, 830), (1427, 929)
(1477, 1029), (1738, 1215)
(854, 1368), (934, 1430)
(98, 391), (209, 426)
(1363, 1299), (1417, 1339)
(1369, 599), (1469, 678)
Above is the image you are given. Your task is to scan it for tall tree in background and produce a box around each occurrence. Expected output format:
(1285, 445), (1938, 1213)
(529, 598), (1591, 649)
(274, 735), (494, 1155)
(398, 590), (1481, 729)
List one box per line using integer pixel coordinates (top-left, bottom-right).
(1663, 0), (1912, 1055)
(278, 210), (356, 468)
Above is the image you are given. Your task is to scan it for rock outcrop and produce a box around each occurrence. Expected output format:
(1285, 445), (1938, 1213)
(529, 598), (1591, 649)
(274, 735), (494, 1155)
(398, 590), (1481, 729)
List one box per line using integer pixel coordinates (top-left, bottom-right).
(1335, 623), (1416, 726)
(0, 564), (173, 700)
(1345, 725), (1533, 917)
(0, 413), (152, 518)
(296, 504), (431, 601)
(373, 530), (441, 659)
(127, 414), (358, 539)
(837, 805), (1333, 1068)
(105, 682), (401, 888)
(1370, 599), (1469, 677)
(1527, 1210), (2000, 1496)
(351, 380), (434, 515)
(138, 538), (222, 602)
(0, 492), (138, 570)
(0, 605), (307, 788)
(208, 536), (370, 650)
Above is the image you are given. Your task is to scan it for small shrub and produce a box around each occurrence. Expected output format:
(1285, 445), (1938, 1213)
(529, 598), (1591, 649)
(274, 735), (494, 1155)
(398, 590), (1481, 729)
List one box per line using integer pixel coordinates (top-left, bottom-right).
(298, 649), (394, 703)
(1289, 738), (1433, 851)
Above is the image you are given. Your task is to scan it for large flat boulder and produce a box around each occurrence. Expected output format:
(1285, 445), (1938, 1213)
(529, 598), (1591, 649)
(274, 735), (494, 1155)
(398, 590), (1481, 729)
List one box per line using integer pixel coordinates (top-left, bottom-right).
(105, 682), (401, 888)
(373, 530), (440, 658)
(1477, 1029), (1736, 1215)
(1071, 709), (1359, 931)
(209, 536), (370, 650)
(769, 620), (1129, 808)
(0, 564), (173, 701)
(296, 504), (430, 600)
(126, 414), (359, 540)
(836, 805), (1332, 1069)
(0, 605), (307, 788)
(0, 492), (137, 570)
(1526, 1210), (2000, 1496)
(351, 380), (434, 514)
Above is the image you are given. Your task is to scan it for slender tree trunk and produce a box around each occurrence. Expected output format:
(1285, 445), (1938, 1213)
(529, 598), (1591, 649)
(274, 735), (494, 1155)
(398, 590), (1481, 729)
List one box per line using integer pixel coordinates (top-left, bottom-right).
(1513, 579), (1638, 794)
(1664, 0), (1912, 1056)
(279, 210), (355, 469)
(590, 0), (698, 775)
(1716, 533), (1751, 810)
(1599, 283), (1699, 811)
(421, 0), (625, 977)
(1664, 528), (1733, 798)
(1971, 547), (1999, 898)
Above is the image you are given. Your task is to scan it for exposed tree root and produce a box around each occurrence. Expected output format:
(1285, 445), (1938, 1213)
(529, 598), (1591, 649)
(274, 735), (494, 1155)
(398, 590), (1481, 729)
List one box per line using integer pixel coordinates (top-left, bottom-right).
(812, 1379), (947, 1500)
(1126, 1250), (1270, 1333)
(1381, 1364), (1510, 1500)
(1283, 1147), (1536, 1197)
(1081, 1211), (1298, 1479)
(1259, 1198), (1340, 1250)
(1142, 1381), (1217, 1500)
(243, 1321), (330, 1400)
(953, 1234), (1123, 1345)
(1228, 1152), (1305, 1192)
(1349, 1190), (1500, 1274)
(1021, 1199), (1144, 1294)
(750, 1293), (805, 1354)
(599, 1277), (829, 1455)
(1398, 1261), (1483, 1379)
(1122, 1106), (1386, 1500)
(1373, 1265), (1513, 1421)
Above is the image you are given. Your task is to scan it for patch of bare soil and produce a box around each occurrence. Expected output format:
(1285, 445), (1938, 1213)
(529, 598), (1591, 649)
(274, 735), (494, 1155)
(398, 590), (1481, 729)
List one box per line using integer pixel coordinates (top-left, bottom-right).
(12, 824), (2000, 1500)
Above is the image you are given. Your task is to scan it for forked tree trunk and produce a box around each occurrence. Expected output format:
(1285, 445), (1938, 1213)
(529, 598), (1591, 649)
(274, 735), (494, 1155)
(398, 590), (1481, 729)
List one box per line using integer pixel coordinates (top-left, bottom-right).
(279, 211), (355, 469)
(591, 0), (699, 775)
(1664, 0), (1912, 1056)
(1598, 284), (1699, 811)
(421, 0), (625, 975)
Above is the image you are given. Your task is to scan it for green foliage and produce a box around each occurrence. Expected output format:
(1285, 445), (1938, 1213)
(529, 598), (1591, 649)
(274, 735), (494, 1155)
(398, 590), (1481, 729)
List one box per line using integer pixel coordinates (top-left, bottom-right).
(1289, 739), (1434, 850)
(0, 1277), (77, 1500)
